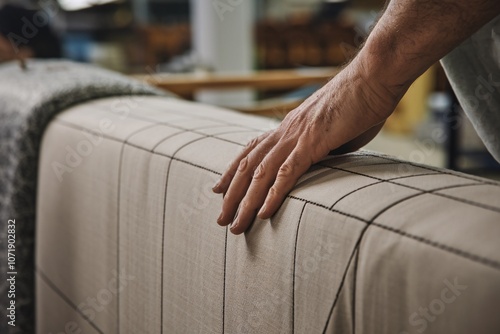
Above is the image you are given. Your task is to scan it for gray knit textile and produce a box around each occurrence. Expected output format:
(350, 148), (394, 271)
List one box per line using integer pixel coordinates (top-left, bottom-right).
(0, 60), (165, 334)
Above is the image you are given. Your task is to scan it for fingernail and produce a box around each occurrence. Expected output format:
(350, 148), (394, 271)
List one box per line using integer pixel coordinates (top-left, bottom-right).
(212, 181), (221, 192)
(258, 203), (267, 218)
(217, 212), (224, 225)
(230, 218), (238, 232)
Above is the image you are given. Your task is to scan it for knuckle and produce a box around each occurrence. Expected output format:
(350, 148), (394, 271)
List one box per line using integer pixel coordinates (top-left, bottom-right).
(253, 162), (266, 180)
(237, 156), (249, 173)
(223, 165), (236, 179)
(278, 162), (294, 178)
(268, 185), (279, 199)
(239, 200), (253, 212)
(245, 137), (260, 150)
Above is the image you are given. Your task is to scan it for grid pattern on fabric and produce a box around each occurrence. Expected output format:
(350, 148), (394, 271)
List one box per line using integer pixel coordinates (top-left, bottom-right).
(36, 96), (500, 334)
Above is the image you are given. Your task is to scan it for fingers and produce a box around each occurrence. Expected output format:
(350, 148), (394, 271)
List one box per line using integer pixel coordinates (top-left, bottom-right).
(212, 132), (269, 194)
(229, 142), (313, 235)
(216, 156), (254, 226)
(228, 143), (292, 234)
(216, 134), (277, 227)
(214, 124), (317, 235)
(257, 145), (313, 220)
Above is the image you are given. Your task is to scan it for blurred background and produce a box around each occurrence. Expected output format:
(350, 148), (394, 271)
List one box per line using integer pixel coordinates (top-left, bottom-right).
(1, 0), (498, 177)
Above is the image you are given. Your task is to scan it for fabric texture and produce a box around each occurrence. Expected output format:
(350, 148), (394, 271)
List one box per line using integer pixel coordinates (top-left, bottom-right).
(441, 14), (500, 162)
(36, 95), (500, 334)
(0, 60), (165, 334)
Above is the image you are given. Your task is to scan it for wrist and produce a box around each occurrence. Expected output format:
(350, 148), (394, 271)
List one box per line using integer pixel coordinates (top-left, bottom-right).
(340, 55), (403, 123)
(357, 43), (412, 99)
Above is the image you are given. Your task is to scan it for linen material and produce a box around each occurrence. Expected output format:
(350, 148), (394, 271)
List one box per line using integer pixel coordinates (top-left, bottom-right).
(162, 161), (226, 334)
(324, 249), (359, 334)
(392, 173), (479, 191)
(0, 60), (164, 333)
(355, 184), (500, 333)
(118, 147), (168, 333)
(357, 228), (500, 334)
(35, 96), (500, 334)
(36, 122), (123, 334)
(291, 166), (381, 207)
(437, 184), (500, 208)
(36, 274), (103, 334)
(294, 205), (365, 334)
(224, 198), (301, 334)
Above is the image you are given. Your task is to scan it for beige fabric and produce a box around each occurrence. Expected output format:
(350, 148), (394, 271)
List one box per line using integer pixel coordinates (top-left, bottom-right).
(36, 96), (500, 334)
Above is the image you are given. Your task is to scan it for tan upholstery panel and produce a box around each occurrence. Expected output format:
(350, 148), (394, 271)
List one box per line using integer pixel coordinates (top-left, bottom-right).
(224, 198), (301, 334)
(36, 122), (124, 334)
(118, 147), (169, 333)
(294, 205), (366, 334)
(162, 160), (226, 334)
(37, 271), (103, 334)
(36, 96), (500, 334)
(357, 228), (500, 334)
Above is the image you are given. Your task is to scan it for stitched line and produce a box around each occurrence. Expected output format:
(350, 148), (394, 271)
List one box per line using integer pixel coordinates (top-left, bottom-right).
(57, 119), (500, 212)
(351, 161), (399, 167)
(320, 243), (361, 334)
(327, 172), (442, 210)
(222, 226), (228, 334)
(292, 202), (308, 334)
(321, 187), (500, 332)
(371, 221), (500, 269)
(150, 128), (189, 152)
(429, 189), (500, 213)
(320, 164), (500, 213)
(150, 127), (251, 152)
(58, 116), (220, 332)
(388, 172), (443, 180)
(330, 179), (482, 212)
(124, 97), (267, 132)
(329, 181), (382, 210)
(160, 135), (214, 332)
(288, 195), (368, 223)
(53, 120), (223, 176)
(53, 120), (500, 271)
(146, 123), (229, 152)
(322, 191), (424, 333)
(320, 160), (399, 168)
(48, 120), (500, 334)
(55, 116), (248, 149)
(351, 249), (359, 334)
(293, 186), (500, 270)
(116, 137), (124, 334)
(116, 122), (158, 333)
(358, 151), (500, 187)
(92, 101), (264, 136)
(63, 121), (221, 331)
(50, 111), (500, 331)
(85, 97), (253, 130)
(36, 267), (104, 334)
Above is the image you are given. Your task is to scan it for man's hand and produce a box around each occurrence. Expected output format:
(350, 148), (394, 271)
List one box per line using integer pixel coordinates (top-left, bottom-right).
(212, 58), (398, 235)
(213, 0), (500, 235)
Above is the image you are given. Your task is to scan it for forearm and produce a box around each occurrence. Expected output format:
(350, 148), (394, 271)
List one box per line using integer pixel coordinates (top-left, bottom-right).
(329, 1), (500, 155)
(359, 0), (500, 100)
